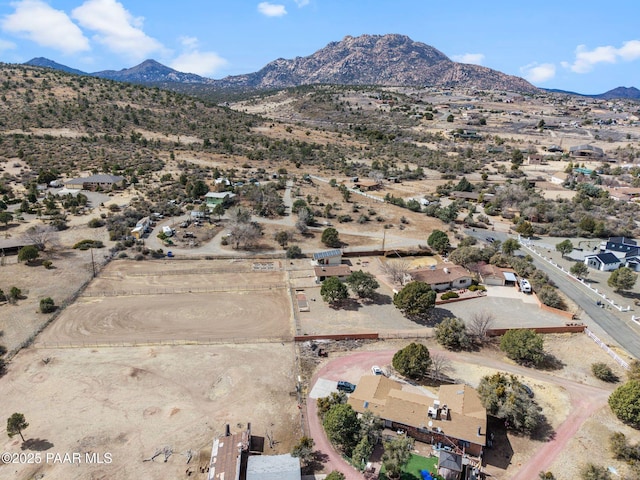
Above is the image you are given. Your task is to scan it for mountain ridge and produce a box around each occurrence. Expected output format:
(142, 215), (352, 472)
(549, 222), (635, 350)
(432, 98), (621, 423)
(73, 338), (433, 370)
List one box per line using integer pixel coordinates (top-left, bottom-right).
(22, 34), (638, 98)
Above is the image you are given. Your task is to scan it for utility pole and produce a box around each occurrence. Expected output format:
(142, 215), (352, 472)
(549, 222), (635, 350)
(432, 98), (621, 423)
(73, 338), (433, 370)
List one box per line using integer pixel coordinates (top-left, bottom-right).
(382, 229), (386, 251)
(90, 247), (96, 278)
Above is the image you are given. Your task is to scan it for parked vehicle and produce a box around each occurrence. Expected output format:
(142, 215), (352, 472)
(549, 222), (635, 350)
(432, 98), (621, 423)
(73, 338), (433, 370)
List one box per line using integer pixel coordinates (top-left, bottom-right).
(519, 279), (532, 294)
(371, 365), (383, 376)
(337, 381), (356, 393)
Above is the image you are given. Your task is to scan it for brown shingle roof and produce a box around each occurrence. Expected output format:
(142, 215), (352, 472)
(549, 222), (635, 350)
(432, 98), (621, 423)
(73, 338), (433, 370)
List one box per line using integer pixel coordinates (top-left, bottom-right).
(410, 265), (471, 285)
(348, 376), (486, 447)
(314, 265), (351, 277)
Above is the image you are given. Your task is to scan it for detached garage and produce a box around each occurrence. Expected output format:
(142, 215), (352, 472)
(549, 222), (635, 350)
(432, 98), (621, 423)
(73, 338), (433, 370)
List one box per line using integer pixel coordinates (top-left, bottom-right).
(479, 264), (517, 286)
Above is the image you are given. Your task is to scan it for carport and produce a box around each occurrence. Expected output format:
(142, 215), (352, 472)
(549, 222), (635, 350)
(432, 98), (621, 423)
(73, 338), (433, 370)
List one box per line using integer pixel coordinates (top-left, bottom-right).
(503, 271), (517, 286)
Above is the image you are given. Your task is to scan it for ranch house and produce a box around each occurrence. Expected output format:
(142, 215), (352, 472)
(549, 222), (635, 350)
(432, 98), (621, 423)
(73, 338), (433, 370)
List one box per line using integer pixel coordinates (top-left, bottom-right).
(348, 375), (486, 461)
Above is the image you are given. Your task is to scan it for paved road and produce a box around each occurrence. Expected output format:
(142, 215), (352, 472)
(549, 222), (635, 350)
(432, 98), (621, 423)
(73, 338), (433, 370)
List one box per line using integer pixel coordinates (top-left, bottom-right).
(464, 229), (640, 360)
(527, 249), (640, 359)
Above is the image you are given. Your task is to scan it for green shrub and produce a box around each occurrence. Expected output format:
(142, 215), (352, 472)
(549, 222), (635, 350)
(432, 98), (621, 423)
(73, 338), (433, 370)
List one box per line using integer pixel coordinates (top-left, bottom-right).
(468, 284), (486, 292)
(440, 291), (459, 300)
(286, 245), (303, 258)
(39, 297), (56, 313)
(42, 260), (53, 269)
(592, 363), (617, 382)
(73, 239), (104, 250)
(88, 218), (105, 228)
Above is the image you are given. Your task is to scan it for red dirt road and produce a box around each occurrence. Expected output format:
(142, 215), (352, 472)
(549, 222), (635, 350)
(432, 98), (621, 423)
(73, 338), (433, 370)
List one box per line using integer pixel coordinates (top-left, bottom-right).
(306, 348), (611, 479)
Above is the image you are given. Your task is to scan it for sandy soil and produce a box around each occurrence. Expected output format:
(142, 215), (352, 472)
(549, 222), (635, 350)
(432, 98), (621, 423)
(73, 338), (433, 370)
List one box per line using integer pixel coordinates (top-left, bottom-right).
(36, 260), (293, 346)
(0, 343), (300, 480)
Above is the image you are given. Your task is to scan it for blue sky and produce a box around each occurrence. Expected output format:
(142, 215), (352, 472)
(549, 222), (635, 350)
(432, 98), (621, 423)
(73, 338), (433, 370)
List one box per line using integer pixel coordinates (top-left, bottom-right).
(0, 0), (638, 94)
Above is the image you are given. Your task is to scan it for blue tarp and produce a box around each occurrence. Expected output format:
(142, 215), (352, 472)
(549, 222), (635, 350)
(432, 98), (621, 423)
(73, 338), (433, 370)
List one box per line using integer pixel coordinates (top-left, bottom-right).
(420, 470), (433, 480)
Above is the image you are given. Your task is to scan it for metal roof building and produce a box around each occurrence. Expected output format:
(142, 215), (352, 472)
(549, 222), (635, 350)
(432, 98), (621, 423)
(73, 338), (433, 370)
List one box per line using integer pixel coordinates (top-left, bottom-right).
(246, 454), (300, 480)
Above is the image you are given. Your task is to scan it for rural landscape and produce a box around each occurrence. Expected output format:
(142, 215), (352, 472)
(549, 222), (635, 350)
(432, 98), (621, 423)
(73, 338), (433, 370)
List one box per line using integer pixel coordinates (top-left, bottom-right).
(1, 32), (640, 480)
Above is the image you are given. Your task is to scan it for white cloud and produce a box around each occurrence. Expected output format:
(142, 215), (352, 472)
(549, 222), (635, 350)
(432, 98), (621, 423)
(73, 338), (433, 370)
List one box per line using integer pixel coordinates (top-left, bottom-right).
(452, 53), (485, 65)
(619, 40), (640, 61)
(72, 0), (162, 59)
(565, 40), (640, 73)
(1, 0), (89, 54)
(170, 51), (227, 77)
(169, 35), (227, 77)
(179, 36), (199, 50)
(258, 2), (287, 17)
(0, 39), (17, 51)
(520, 62), (556, 83)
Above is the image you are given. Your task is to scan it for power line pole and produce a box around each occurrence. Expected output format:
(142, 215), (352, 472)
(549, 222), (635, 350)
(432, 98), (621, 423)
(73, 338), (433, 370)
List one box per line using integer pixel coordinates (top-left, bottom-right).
(90, 247), (96, 278)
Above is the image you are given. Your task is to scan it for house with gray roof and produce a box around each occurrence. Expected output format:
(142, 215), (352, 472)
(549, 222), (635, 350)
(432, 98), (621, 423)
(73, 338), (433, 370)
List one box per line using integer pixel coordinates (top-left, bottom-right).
(584, 252), (622, 271)
(569, 144), (604, 158)
(64, 174), (125, 191)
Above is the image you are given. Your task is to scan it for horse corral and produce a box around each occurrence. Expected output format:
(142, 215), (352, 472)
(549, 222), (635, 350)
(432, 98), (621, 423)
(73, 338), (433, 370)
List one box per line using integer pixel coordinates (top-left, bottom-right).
(36, 259), (294, 347)
(2, 259), (301, 480)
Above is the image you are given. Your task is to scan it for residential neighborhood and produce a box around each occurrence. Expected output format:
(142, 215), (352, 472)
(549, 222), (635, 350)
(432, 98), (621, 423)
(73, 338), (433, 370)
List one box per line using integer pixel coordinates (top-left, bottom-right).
(2, 26), (640, 480)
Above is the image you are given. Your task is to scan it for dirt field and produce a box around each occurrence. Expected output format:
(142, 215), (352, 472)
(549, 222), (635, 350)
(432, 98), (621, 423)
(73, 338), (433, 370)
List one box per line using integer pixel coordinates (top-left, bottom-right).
(0, 343), (300, 480)
(36, 260), (294, 346)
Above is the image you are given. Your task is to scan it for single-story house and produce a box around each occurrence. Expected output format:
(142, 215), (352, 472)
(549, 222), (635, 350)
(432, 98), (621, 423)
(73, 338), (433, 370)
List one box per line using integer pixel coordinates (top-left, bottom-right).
(353, 179), (381, 191)
(312, 249), (343, 266)
(452, 130), (482, 140)
(205, 191), (236, 207)
(348, 375), (487, 458)
(64, 174), (125, 191)
(409, 265), (473, 292)
(569, 144), (604, 158)
(549, 172), (569, 185)
(527, 154), (544, 165)
(584, 252), (622, 271)
(314, 264), (351, 283)
(214, 177), (231, 186)
(449, 192), (480, 202)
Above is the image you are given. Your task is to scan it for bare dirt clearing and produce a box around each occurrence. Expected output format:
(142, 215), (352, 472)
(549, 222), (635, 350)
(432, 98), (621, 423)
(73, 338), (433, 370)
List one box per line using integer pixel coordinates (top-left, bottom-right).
(0, 343), (299, 480)
(36, 260), (293, 346)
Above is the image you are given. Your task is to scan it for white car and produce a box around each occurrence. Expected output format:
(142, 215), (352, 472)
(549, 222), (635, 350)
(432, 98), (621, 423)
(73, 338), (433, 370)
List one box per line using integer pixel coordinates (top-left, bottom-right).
(371, 365), (383, 376)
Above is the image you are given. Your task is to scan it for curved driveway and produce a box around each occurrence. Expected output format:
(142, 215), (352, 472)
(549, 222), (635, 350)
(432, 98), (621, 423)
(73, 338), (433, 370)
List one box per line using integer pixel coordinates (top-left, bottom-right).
(308, 348), (612, 479)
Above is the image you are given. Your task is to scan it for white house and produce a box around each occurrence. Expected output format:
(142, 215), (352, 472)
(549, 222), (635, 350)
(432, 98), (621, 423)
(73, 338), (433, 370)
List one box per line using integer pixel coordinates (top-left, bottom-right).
(549, 172), (569, 185)
(584, 253), (622, 271)
(312, 249), (343, 266)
